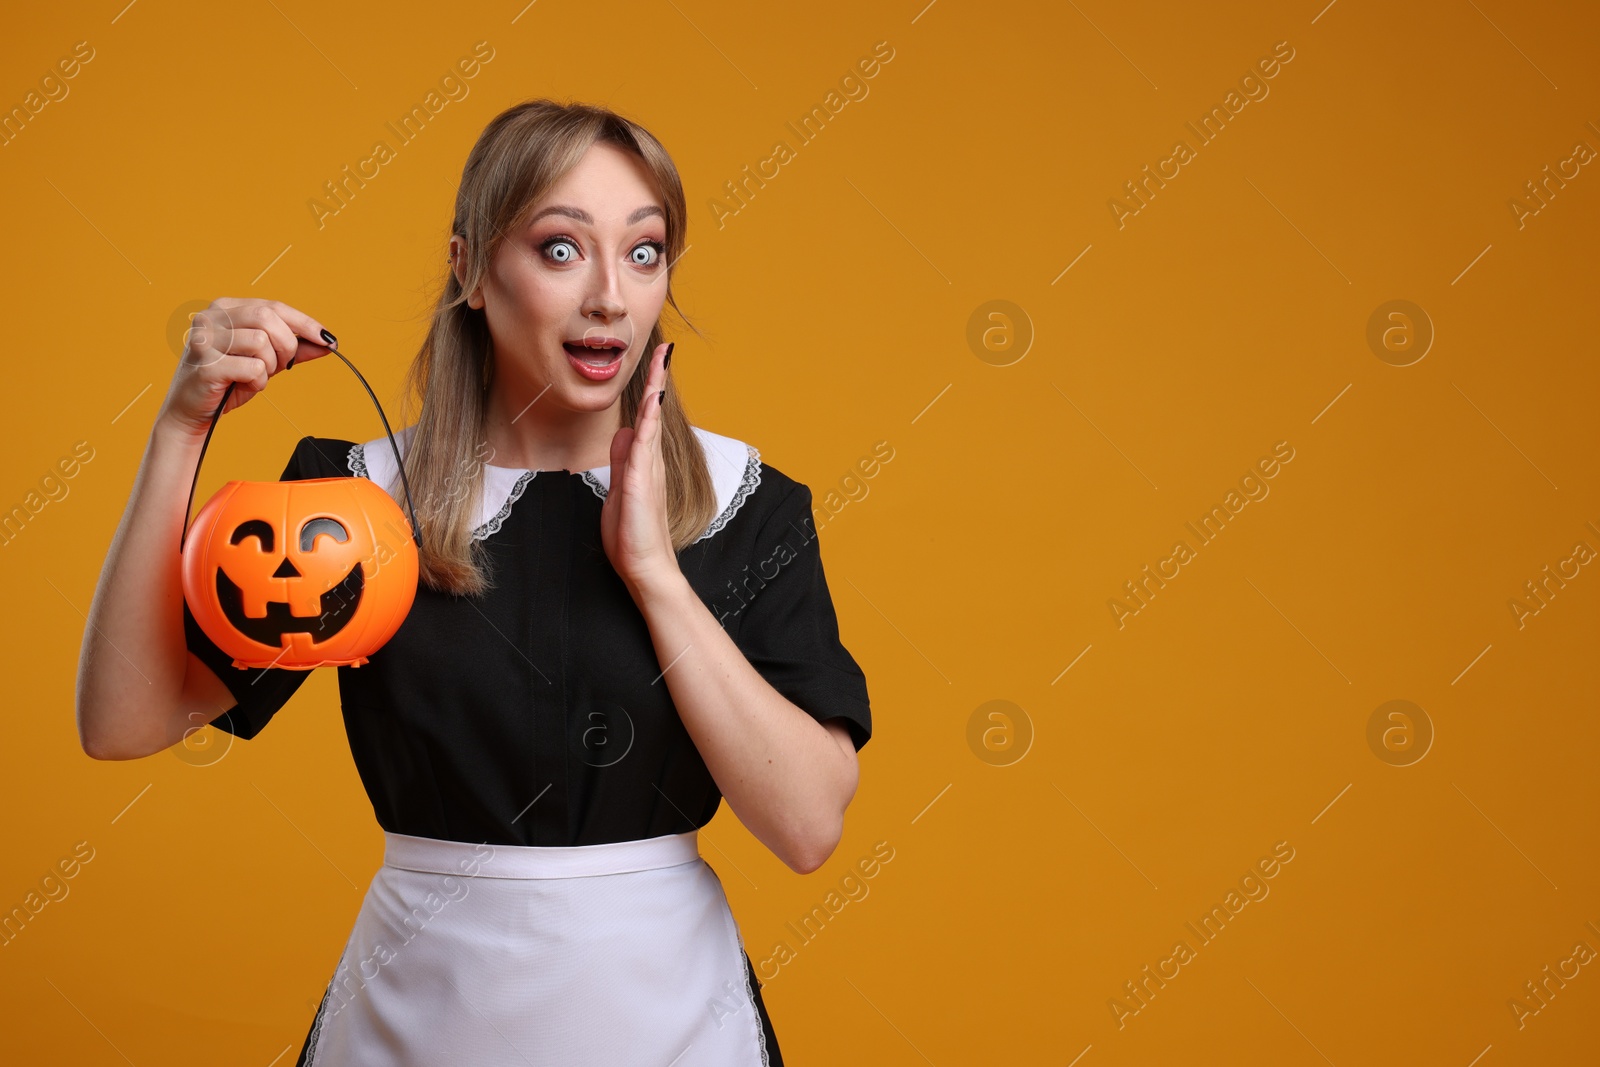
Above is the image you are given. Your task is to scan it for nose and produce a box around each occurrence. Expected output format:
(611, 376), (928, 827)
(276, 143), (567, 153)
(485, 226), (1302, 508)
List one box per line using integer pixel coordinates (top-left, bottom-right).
(580, 257), (627, 326)
(273, 557), (301, 578)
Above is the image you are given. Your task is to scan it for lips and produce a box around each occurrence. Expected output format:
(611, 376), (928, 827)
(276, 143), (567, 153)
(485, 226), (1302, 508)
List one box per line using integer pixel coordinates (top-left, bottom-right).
(564, 338), (626, 381)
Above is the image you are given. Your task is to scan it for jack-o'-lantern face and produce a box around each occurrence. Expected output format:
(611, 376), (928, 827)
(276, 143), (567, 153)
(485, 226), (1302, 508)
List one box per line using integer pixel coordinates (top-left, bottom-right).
(217, 514), (363, 646)
(182, 477), (419, 669)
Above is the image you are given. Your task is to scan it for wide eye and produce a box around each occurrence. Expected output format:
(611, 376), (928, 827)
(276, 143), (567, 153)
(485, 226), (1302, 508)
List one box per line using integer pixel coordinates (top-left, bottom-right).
(630, 243), (660, 267)
(229, 520), (274, 552)
(300, 517), (350, 551)
(544, 238), (579, 263)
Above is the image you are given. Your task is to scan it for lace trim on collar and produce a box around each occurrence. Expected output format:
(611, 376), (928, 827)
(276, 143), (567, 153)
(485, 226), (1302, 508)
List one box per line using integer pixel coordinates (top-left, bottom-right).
(347, 437), (762, 544)
(347, 441), (536, 542)
(476, 471), (535, 540)
(575, 443), (761, 545)
(693, 443), (761, 545)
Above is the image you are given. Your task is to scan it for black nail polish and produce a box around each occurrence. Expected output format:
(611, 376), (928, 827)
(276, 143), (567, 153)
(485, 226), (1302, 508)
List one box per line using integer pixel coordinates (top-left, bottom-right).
(658, 389), (665, 406)
(286, 354), (297, 370)
(664, 342), (674, 371)
(320, 328), (338, 349)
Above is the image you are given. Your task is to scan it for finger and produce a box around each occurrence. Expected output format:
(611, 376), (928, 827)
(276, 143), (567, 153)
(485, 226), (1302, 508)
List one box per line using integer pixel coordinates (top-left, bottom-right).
(221, 304), (299, 374)
(189, 317), (277, 375)
(223, 324), (284, 377)
(263, 299), (339, 358)
(656, 344), (671, 423)
(212, 298), (337, 369)
(610, 425), (634, 488)
(182, 311), (230, 371)
(641, 343), (668, 444)
(285, 333), (338, 370)
(213, 352), (273, 396)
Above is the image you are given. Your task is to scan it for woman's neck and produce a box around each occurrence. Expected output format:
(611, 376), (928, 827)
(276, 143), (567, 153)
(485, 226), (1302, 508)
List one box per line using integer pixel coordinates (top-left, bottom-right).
(481, 381), (621, 473)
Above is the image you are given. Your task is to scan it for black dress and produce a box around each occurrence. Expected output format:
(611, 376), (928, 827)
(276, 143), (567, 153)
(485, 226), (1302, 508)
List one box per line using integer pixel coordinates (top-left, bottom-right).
(182, 425), (873, 1065)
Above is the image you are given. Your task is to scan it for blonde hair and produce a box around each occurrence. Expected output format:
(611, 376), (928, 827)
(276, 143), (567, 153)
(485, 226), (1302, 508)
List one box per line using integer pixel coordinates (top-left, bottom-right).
(396, 99), (714, 596)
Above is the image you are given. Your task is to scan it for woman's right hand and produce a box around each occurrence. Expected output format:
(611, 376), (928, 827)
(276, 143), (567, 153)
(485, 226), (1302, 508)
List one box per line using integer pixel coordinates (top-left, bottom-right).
(156, 297), (338, 439)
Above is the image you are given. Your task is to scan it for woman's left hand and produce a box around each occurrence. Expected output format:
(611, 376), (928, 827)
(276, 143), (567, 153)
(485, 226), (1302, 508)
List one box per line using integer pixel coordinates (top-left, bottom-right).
(601, 341), (679, 596)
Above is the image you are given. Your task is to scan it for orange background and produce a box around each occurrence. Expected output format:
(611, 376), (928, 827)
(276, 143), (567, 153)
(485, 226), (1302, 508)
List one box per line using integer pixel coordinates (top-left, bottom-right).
(3, 0), (1597, 1062)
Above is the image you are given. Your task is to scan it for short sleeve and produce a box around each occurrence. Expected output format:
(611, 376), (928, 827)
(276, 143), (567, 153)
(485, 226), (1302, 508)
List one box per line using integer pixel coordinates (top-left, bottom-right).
(182, 436), (324, 740)
(731, 482), (873, 752)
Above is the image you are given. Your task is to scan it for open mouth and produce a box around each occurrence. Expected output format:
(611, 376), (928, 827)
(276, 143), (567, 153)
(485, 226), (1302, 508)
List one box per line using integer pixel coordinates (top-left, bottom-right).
(562, 342), (625, 365)
(215, 562), (364, 647)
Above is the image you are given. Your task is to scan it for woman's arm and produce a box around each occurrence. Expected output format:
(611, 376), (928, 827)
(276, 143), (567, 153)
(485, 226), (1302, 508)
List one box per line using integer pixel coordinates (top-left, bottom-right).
(77, 298), (335, 760)
(599, 343), (860, 873)
(627, 569), (859, 874)
(77, 418), (238, 759)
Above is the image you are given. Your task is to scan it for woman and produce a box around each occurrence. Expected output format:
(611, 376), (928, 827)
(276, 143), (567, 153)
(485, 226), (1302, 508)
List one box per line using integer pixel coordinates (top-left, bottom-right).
(76, 99), (873, 1065)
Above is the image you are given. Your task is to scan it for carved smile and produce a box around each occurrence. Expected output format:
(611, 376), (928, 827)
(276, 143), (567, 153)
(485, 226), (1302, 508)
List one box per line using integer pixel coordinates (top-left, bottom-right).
(215, 562), (364, 647)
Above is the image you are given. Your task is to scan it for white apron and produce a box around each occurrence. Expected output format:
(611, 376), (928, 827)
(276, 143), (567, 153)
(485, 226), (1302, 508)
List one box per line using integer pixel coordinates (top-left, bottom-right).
(300, 829), (772, 1066)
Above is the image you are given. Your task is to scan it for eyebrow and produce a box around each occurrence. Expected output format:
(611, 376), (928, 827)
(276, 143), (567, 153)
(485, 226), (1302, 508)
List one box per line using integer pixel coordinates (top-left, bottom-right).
(526, 204), (664, 226)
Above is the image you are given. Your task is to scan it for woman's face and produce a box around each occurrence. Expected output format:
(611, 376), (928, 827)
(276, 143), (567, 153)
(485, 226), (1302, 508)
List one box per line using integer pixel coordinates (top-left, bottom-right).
(453, 141), (670, 416)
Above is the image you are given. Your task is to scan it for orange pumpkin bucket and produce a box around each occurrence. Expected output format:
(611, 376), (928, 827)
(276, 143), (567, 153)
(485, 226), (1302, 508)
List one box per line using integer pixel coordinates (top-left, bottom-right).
(179, 352), (424, 669)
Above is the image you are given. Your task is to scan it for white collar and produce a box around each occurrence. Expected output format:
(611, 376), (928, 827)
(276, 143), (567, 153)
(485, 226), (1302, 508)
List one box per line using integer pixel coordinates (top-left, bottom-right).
(347, 424), (761, 543)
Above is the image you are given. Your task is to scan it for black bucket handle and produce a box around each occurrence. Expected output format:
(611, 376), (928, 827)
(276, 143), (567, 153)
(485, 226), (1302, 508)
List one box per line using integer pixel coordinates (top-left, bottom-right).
(178, 350), (424, 555)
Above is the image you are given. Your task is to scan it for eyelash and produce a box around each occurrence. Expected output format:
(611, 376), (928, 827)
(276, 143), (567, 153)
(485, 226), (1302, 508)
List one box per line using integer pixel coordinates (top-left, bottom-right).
(538, 234), (666, 268)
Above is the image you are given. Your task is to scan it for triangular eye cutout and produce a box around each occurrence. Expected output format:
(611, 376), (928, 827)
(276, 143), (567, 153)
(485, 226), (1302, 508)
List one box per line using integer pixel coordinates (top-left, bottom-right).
(272, 558), (301, 578)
